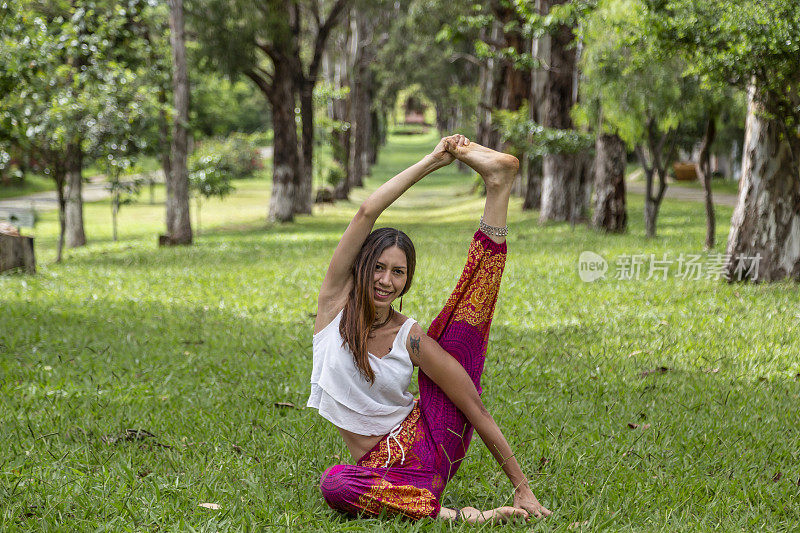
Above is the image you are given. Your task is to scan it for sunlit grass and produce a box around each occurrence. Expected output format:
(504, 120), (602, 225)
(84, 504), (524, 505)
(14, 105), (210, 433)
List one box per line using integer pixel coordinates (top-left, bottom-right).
(2, 131), (799, 531)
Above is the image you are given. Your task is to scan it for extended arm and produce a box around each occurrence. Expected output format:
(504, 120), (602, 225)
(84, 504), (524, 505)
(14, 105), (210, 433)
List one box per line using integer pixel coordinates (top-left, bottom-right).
(406, 323), (551, 519)
(315, 136), (465, 330)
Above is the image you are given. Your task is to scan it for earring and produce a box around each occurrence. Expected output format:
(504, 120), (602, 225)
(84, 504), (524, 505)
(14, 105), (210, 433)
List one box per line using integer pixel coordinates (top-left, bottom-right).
(399, 295), (403, 312)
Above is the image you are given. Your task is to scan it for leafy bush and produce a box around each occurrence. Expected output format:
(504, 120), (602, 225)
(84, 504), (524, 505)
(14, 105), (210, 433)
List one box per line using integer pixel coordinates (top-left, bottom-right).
(324, 162), (346, 187)
(189, 135), (262, 182)
(245, 130), (274, 148)
(188, 158), (235, 199)
(494, 103), (595, 158)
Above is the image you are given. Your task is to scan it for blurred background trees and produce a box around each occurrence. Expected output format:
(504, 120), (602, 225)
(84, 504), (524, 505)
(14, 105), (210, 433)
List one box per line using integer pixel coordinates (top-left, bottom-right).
(1, 0), (798, 280)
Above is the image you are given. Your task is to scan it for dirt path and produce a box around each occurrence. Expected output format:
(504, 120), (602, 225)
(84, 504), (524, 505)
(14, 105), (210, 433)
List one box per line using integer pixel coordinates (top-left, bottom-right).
(627, 181), (738, 207)
(1, 147), (273, 212)
(0, 171), (163, 212)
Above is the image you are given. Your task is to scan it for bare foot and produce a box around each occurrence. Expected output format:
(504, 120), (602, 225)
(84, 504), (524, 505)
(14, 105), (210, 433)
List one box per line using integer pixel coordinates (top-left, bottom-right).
(445, 138), (519, 191)
(460, 506), (529, 524)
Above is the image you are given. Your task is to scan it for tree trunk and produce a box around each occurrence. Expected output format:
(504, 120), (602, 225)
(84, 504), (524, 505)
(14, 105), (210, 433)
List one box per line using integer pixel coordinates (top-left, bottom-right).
(324, 40), (351, 200)
(158, 87), (172, 205)
(0, 234), (36, 274)
(64, 142), (86, 248)
(268, 64), (301, 222)
(347, 12), (372, 190)
(296, 78), (314, 215)
(696, 113), (717, 249)
(539, 0), (578, 223)
(592, 133), (627, 232)
(643, 189), (658, 238)
(167, 0), (192, 242)
(573, 152), (593, 223)
(112, 193), (119, 242)
(523, 157), (542, 210)
(368, 107), (380, 165)
(476, 22), (504, 150)
(54, 163), (67, 263)
(167, 0), (192, 244)
(635, 120), (673, 238)
(725, 90), (800, 282)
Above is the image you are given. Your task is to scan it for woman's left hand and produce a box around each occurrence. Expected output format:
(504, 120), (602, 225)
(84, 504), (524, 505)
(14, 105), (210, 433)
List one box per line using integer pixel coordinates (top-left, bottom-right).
(513, 486), (552, 519)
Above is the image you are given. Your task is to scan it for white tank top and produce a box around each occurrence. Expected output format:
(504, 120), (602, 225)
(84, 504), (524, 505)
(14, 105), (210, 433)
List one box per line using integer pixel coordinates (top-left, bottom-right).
(307, 309), (416, 436)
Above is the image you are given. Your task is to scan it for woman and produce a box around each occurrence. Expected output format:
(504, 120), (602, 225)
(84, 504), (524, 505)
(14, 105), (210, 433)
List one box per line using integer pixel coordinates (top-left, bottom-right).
(308, 134), (551, 523)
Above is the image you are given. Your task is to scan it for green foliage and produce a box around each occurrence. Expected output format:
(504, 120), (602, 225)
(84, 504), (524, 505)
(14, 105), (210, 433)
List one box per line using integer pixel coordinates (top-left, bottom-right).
(442, 0), (596, 66)
(323, 161), (346, 187)
(245, 130), (274, 147)
(0, 0), (168, 181)
(190, 73), (272, 137)
(3, 132), (800, 530)
(649, 0), (800, 127)
(374, 0), (478, 130)
(189, 162), (235, 200)
(107, 174), (142, 208)
(576, 0), (698, 147)
(495, 103), (594, 158)
(577, 0), (751, 163)
(189, 135), (261, 189)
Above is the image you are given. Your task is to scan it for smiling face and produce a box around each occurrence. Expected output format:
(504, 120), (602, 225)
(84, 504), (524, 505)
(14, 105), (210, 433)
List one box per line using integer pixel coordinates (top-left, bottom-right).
(372, 245), (408, 310)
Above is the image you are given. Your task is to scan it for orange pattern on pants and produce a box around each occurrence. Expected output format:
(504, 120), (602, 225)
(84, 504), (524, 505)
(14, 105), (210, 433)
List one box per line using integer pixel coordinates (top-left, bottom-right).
(320, 403), (443, 520)
(428, 234), (506, 341)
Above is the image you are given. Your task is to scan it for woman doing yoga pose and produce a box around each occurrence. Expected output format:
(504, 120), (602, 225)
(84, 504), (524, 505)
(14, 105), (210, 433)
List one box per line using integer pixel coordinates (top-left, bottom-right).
(308, 134), (551, 522)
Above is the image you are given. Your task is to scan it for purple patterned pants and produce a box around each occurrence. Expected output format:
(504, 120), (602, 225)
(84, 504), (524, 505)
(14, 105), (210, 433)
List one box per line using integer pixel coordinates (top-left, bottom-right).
(319, 231), (507, 520)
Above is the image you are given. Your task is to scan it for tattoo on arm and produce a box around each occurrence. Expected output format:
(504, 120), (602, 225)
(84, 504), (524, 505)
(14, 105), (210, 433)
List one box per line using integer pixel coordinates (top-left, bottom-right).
(410, 335), (421, 360)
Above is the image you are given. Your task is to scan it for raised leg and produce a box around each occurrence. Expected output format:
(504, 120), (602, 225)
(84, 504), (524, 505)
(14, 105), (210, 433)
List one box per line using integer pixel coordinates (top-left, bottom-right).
(419, 141), (515, 481)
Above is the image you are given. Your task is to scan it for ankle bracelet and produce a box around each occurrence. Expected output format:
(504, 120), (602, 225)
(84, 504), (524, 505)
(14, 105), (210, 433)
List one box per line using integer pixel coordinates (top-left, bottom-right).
(479, 216), (508, 237)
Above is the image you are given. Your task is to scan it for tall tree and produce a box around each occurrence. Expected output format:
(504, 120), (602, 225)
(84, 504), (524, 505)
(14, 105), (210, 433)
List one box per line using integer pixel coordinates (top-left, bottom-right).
(652, 0), (800, 280)
(322, 20), (353, 199)
(346, 9), (374, 190)
(539, 0), (583, 222)
(166, 0), (193, 244)
(578, 0), (702, 237)
(193, 0), (348, 222)
(1, 0), (156, 259)
(442, 1), (536, 151)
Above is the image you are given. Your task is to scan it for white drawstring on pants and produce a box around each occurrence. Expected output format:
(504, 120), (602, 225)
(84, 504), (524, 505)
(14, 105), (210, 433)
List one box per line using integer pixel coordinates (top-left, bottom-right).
(383, 422), (406, 468)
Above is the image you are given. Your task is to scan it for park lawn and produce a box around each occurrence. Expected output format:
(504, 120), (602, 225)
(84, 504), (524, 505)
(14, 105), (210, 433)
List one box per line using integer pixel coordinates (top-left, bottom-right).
(2, 131), (799, 531)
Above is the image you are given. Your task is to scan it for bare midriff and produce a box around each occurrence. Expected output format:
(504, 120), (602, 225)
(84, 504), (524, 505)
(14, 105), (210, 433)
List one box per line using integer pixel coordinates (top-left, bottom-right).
(337, 426), (383, 463)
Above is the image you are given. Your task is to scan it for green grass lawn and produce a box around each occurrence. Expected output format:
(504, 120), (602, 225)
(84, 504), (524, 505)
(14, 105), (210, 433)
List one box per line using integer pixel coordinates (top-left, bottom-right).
(2, 132), (799, 531)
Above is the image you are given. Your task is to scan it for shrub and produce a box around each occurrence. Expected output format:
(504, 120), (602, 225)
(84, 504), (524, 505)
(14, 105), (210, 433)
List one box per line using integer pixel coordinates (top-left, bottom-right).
(190, 135), (262, 181)
(324, 162), (346, 187)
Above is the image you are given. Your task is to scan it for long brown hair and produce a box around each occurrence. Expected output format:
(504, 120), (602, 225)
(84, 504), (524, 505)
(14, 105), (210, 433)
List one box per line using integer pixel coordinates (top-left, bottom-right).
(340, 228), (416, 383)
